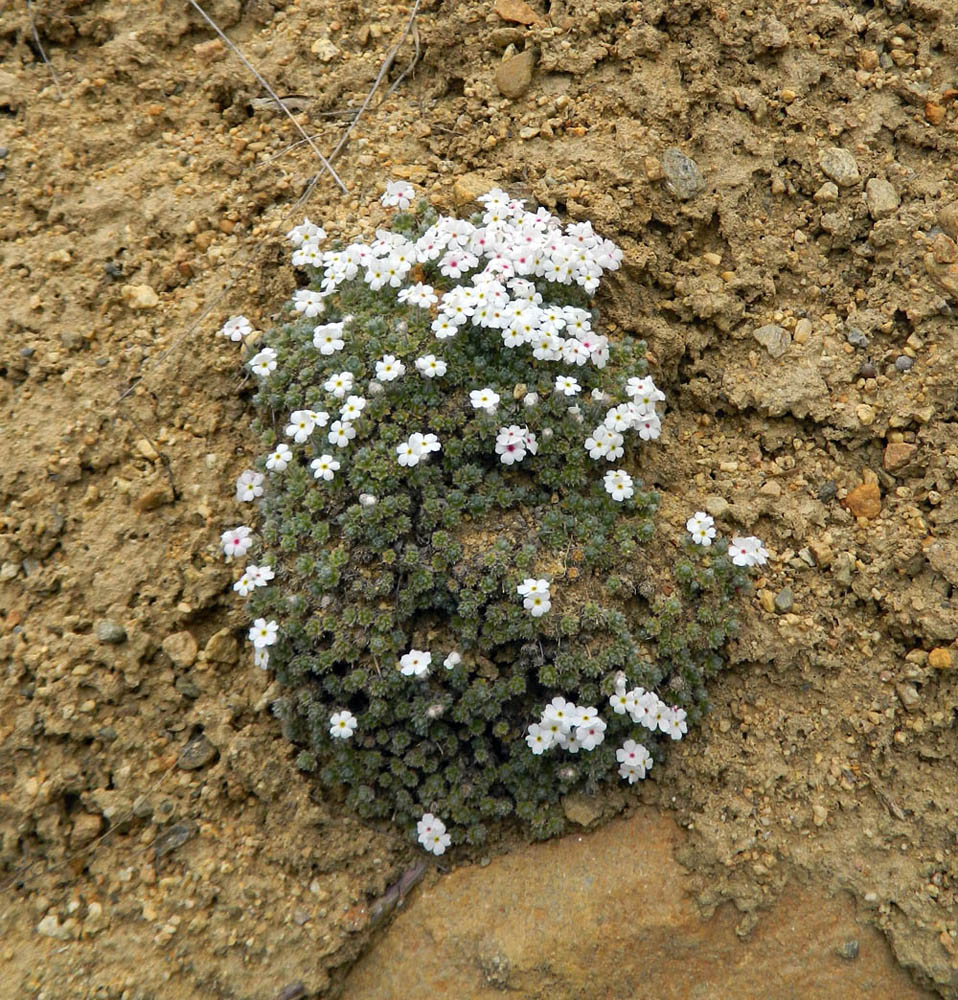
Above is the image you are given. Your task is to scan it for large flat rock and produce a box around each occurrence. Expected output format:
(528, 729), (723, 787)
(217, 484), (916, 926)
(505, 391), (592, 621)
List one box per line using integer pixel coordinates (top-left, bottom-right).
(343, 809), (932, 999)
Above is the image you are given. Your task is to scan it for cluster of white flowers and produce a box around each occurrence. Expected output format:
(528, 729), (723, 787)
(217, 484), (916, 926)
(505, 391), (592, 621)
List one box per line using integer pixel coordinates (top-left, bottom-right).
(496, 424), (538, 465)
(417, 811), (451, 855)
(685, 511), (769, 567)
(526, 696), (606, 754)
(517, 577), (551, 617)
(606, 675), (687, 743)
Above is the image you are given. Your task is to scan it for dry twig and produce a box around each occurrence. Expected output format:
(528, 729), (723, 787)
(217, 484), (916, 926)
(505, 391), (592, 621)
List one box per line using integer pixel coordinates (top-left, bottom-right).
(25, 0), (64, 100)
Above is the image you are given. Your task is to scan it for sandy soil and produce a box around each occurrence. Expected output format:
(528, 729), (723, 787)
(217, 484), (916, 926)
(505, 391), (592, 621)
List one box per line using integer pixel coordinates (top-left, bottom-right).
(1, 0), (957, 997)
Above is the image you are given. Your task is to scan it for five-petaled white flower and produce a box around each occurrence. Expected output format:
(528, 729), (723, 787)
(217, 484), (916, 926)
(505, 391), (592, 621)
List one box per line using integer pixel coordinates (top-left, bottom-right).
(415, 354), (447, 378)
(253, 648), (270, 670)
(328, 420), (356, 448)
(443, 651), (462, 669)
(524, 592), (552, 617)
(526, 722), (554, 755)
(324, 371), (355, 398)
(220, 315), (252, 341)
(292, 288), (326, 317)
(266, 443), (293, 472)
(286, 409), (327, 443)
(554, 375), (581, 396)
(617, 740), (652, 783)
(310, 454), (340, 481)
(329, 710), (357, 739)
(686, 511), (716, 546)
(470, 387), (500, 412)
(603, 469), (634, 503)
(221, 525), (253, 559)
(728, 535), (768, 567)
(376, 354), (406, 382)
(399, 649), (432, 677)
(517, 578), (550, 597)
(340, 395), (366, 421)
(313, 322), (345, 355)
(381, 179), (415, 210)
(235, 469), (265, 503)
(249, 347), (278, 377)
(249, 618), (278, 649)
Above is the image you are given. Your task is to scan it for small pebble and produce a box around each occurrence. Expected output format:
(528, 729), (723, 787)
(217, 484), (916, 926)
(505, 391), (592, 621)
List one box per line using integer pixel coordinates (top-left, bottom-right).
(774, 588), (794, 613)
(837, 940), (860, 961)
(857, 361), (876, 379)
(96, 620), (127, 644)
(661, 147), (706, 200)
(817, 481), (838, 502)
(894, 355), (914, 372)
(819, 147), (861, 187)
(845, 326), (868, 348)
(177, 734), (218, 770)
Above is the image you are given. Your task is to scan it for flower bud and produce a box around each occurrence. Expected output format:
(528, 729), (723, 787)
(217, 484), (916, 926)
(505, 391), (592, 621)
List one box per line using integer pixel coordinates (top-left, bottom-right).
(359, 493), (377, 507)
(523, 392), (539, 407)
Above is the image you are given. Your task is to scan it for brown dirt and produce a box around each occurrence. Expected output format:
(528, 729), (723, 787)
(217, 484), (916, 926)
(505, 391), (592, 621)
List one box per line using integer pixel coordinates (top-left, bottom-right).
(1, 0), (956, 998)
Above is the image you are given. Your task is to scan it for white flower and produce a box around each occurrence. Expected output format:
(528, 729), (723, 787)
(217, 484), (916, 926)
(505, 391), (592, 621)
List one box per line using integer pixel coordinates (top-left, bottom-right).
(630, 691), (660, 730)
(375, 354), (406, 382)
(399, 649), (432, 677)
(542, 696), (576, 728)
(253, 648), (270, 671)
(572, 705), (600, 728)
(517, 578), (550, 597)
(495, 425), (527, 465)
(575, 717), (606, 751)
(422, 828), (452, 855)
(340, 395), (367, 421)
(470, 387), (500, 411)
(324, 371), (355, 398)
(526, 722), (554, 755)
(616, 740), (652, 783)
(266, 443), (293, 472)
(625, 375), (665, 412)
(635, 414), (662, 441)
(249, 618), (278, 649)
(249, 347), (278, 377)
(286, 218), (326, 247)
(729, 535), (769, 567)
(220, 315), (252, 341)
(286, 409), (327, 443)
(585, 425), (613, 460)
(292, 288), (326, 317)
(233, 569), (256, 597)
(554, 375), (581, 396)
(235, 469), (265, 502)
(381, 179), (415, 210)
(399, 282), (438, 308)
(313, 322), (345, 355)
(328, 420), (356, 448)
(417, 812), (444, 839)
(329, 710), (357, 739)
(396, 436), (423, 467)
(415, 354), (447, 378)
(413, 432), (441, 454)
(603, 469), (634, 502)
(666, 706), (688, 741)
(249, 565), (274, 586)
(221, 525), (253, 559)
(310, 454), (340, 481)
(686, 511), (716, 546)
(443, 651), (462, 669)
(523, 592), (552, 617)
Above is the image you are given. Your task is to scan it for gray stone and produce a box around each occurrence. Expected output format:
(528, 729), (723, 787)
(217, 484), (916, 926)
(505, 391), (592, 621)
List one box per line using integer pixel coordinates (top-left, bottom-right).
(752, 324), (791, 358)
(177, 734), (218, 770)
(837, 939), (860, 961)
(865, 178), (899, 219)
(896, 683), (920, 713)
(96, 620), (127, 644)
(895, 355), (914, 372)
(661, 147), (706, 200)
(774, 588), (794, 613)
(845, 326), (869, 348)
(495, 48), (535, 99)
(819, 148), (860, 187)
